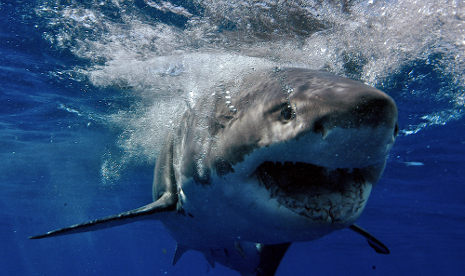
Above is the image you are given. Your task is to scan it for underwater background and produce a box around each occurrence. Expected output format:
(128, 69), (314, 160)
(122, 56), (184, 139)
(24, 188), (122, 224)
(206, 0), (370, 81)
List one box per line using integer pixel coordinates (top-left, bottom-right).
(1, 0), (464, 275)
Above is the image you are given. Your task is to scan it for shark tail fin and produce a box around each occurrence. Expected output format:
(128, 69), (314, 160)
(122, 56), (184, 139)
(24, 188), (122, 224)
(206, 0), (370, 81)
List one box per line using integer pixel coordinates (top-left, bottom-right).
(29, 192), (177, 239)
(349, 224), (390, 254)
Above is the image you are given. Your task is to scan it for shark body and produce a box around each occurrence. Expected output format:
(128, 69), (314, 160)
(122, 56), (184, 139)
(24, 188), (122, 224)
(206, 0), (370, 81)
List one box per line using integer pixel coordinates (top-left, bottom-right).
(31, 67), (398, 275)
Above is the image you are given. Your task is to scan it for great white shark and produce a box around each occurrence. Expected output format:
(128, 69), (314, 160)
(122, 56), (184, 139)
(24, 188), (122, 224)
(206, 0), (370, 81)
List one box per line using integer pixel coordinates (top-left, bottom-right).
(31, 67), (398, 275)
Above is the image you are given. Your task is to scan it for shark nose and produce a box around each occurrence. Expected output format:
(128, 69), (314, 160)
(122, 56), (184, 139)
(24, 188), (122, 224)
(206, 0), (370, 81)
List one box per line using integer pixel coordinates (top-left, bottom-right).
(312, 89), (398, 134)
(351, 91), (397, 128)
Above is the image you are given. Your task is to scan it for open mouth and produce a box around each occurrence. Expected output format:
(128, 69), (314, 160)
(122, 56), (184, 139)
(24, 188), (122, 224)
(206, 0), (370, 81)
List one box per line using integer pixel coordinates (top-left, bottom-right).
(253, 161), (372, 224)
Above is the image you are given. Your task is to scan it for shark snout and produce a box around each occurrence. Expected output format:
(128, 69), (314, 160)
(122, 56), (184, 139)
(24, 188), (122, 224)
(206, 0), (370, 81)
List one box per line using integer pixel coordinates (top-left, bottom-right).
(350, 90), (398, 130)
(309, 88), (398, 136)
(291, 87), (399, 169)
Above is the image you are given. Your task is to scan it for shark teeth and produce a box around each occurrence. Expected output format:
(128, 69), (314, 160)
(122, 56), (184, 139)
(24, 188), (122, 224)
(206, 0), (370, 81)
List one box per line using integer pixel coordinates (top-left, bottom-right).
(253, 161), (370, 224)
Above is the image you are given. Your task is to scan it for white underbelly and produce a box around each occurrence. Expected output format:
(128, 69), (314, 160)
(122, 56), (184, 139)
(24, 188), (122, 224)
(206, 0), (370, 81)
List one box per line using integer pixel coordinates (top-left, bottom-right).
(159, 176), (355, 249)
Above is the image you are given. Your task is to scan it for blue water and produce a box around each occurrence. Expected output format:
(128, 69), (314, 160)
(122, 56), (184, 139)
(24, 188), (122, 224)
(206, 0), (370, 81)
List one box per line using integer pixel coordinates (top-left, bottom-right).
(1, 1), (464, 275)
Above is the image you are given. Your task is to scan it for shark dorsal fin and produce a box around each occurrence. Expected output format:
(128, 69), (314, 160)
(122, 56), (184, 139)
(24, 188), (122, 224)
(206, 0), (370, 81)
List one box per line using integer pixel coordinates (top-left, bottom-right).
(29, 192), (177, 239)
(349, 224), (390, 254)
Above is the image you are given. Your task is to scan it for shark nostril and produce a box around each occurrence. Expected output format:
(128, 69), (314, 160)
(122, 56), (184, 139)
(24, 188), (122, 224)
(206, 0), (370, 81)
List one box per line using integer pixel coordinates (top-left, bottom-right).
(313, 120), (325, 136)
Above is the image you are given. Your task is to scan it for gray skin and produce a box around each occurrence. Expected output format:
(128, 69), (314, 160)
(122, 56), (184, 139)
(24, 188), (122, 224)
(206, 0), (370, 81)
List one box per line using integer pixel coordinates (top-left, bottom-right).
(30, 67), (398, 276)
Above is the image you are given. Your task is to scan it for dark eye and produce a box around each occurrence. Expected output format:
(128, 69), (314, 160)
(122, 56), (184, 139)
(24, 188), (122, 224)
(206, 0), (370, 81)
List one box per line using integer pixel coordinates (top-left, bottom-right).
(280, 104), (295, 121)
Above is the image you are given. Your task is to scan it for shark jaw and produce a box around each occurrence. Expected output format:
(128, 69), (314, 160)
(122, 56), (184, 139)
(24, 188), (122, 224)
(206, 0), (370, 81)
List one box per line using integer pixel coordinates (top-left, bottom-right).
(219, 123), (396, 230)
(252, 161), (375, 225)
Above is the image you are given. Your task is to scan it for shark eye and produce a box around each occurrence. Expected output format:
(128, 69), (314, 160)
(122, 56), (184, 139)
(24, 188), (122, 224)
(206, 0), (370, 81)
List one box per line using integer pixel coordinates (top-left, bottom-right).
(280, 104), (295, 121)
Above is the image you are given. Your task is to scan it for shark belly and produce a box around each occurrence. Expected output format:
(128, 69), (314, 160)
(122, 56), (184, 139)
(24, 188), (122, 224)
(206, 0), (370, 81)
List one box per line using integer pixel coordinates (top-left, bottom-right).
(160, 171), (373, 249)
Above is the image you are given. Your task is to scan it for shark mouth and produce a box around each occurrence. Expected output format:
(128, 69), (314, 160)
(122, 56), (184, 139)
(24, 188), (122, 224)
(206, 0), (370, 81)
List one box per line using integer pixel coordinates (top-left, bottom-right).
(253, 161), (372, 224)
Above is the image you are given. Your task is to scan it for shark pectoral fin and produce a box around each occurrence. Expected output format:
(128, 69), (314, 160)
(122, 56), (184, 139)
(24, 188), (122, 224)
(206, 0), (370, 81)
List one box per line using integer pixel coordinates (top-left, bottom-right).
(349, 224), (390, 254)
(255, 243), (291, 276)
(172, 244), (189, 265)
(29, 192), (177, 239)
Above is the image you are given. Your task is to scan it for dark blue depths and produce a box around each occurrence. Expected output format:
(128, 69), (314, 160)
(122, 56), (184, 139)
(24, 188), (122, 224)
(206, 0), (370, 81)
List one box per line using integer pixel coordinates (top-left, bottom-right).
(1, 1), (464, 276)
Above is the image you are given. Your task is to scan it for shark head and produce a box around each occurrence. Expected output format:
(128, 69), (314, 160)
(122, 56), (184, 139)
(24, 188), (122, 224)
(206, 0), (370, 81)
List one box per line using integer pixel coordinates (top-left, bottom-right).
(205, 67), (398, 233)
